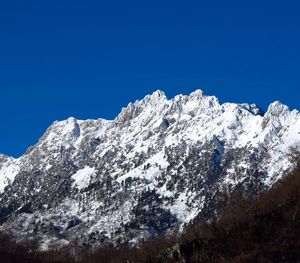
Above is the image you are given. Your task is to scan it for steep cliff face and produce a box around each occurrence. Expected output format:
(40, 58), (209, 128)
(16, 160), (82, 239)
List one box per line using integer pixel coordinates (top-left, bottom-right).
(0, 90), (299, 248)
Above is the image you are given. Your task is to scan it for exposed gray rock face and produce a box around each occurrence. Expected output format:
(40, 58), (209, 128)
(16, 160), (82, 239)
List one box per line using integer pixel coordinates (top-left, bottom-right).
(0, 89), (300, 248)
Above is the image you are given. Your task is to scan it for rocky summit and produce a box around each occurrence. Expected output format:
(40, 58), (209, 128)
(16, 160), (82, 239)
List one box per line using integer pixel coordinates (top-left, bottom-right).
(0, 89), (300, 249)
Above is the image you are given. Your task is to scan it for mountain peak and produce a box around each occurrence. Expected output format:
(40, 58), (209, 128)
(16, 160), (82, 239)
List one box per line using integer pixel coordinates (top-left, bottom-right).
(266, 101), (289, 117)
(142, 89), (167, 105)
(189, 89), (205, 98)
(150, 89), (166, 98)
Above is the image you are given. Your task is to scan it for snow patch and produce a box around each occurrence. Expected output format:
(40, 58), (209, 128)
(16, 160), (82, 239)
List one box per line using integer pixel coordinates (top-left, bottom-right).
(0, 159), (20, 193)
(72, 166), (95, 189)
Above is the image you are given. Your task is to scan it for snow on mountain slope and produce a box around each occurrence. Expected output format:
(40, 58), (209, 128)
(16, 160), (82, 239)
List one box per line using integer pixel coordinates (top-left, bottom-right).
(0, 89), (299, 248)
(0, 155), (20, 193)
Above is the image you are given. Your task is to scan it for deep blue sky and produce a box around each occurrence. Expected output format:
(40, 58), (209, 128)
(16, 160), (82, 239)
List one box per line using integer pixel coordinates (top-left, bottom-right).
(1, 0), (300, 157)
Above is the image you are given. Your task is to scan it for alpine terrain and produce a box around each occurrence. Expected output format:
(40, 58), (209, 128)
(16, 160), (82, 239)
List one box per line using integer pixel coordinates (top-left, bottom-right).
(0, 89), (300, 249)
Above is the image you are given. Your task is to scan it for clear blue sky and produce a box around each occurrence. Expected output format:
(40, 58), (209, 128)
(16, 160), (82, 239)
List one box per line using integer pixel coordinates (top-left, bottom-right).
(1, 0), (300, 157)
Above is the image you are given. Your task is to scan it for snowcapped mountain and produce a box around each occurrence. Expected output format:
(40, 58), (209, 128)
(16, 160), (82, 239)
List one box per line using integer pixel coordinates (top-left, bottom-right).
(0, 89), (300, 248)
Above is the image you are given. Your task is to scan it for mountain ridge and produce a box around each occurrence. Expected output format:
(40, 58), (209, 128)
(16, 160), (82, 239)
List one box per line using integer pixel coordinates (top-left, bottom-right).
(1, 89), (293, 160)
